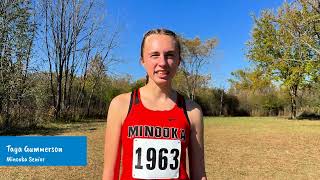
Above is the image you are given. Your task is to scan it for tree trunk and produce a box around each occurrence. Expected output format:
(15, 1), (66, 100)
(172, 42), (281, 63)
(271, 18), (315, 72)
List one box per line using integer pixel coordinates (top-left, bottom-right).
(4, 100), (11, 130)
(64, 60), (69, 110)
(219, 89), (224, 116)
(290, 85), (298, 119)
(86, 86), (95, 117)
(56, 68), (63, 119)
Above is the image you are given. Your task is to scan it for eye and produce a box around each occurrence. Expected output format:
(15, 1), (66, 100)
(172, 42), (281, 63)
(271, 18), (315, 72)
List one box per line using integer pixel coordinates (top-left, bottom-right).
(150, 52), (160, 58)
(165, 53), (175, 59)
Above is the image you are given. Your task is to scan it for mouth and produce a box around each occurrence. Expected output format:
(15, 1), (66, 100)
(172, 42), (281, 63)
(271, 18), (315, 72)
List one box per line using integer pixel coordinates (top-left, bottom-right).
(155, 70), (170, 76)
(154, 70), (171, 79)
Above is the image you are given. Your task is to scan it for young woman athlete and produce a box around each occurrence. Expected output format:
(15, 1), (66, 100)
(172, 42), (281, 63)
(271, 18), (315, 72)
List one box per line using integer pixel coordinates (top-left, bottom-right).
(103, 28), (207, 180)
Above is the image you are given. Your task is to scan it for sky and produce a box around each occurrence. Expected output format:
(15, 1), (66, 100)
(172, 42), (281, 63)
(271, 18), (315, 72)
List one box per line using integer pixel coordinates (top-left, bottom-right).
(104, 0), (286, 89)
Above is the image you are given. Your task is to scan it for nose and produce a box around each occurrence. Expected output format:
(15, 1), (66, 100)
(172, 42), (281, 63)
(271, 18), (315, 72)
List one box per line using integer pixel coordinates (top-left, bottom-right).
(158, 54), (168, 67)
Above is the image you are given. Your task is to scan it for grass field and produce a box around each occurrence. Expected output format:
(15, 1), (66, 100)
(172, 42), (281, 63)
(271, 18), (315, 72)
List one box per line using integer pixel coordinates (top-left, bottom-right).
(204, 117), (320, 179)
(1, 117), (320, 179)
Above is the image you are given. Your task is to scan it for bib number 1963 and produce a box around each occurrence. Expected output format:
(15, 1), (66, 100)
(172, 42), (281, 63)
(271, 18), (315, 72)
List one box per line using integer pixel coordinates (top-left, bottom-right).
(132, 138), (181, 179)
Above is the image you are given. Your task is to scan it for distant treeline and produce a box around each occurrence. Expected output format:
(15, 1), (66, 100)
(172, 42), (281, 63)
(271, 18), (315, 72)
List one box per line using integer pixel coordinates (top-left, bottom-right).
(1, 68), (320, 130)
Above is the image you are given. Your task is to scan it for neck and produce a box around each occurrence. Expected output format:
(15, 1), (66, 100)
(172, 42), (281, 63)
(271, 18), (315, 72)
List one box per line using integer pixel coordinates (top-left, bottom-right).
(143, 80), (175, 99)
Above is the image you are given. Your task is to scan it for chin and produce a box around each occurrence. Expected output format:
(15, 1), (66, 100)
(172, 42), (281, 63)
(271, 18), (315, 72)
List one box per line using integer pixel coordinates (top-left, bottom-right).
(153, 78), (172, 86)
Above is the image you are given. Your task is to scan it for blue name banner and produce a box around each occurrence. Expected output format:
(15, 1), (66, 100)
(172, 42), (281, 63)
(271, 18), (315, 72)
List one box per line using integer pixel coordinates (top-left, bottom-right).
(0, 136), (87, 166)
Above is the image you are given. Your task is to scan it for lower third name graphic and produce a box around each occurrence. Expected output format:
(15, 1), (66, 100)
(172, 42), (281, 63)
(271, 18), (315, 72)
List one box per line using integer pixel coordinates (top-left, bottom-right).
(6, 145), (63, 154)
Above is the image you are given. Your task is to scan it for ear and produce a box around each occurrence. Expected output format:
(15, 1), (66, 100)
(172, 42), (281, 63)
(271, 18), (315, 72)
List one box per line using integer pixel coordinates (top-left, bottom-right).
(140, 58), (145, 67)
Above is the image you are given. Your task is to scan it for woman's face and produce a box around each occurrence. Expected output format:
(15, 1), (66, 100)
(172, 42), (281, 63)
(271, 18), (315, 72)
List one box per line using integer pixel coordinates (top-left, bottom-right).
(141, 34), (180, 85)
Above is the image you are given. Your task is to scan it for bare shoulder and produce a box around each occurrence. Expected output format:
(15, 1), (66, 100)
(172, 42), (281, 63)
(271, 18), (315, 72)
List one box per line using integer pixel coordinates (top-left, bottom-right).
(107, 92), (132, 124)
(184, 98), (203, 126)
(110, 92), (131, 108)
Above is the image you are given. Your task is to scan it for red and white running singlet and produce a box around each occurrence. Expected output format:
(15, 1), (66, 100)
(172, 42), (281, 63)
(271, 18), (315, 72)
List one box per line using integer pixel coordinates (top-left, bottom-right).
(120, 88), (191, 180)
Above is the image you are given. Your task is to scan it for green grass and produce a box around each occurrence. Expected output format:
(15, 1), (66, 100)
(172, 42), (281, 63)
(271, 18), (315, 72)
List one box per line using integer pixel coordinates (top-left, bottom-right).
(1, 117), (320, 179)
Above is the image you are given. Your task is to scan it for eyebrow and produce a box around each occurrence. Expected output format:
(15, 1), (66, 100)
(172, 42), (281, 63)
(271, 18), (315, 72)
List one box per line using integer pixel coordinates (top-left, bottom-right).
(165, 51), (175, 54)
(149, 51), (160, 55)
(149, 50), (176, 54)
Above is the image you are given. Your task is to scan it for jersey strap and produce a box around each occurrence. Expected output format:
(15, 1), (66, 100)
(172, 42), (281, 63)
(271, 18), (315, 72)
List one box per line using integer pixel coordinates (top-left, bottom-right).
(126, 89), (140, 116)
(134, 89), (140, 105)
(177, 93), (191, 125)
(126, 90), (134, 116)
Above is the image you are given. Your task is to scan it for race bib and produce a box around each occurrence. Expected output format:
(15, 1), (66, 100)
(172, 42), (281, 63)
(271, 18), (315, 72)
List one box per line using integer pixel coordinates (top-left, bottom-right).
(132, 138), (181, 179)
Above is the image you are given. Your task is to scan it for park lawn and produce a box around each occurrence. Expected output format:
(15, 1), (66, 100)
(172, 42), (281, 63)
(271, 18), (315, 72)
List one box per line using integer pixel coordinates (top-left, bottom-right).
(1, 117), (320, 179)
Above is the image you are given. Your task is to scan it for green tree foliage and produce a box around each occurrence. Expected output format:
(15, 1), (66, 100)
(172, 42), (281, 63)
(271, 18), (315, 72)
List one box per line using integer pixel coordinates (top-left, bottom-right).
(131, 78), (146, 90)
(229, 69), (287, 116)
(0, 0), (36, 129)
(84, 54), (106, 117)
(195, 88), (221, 116)
(195, 87), (248, 116)
(247, 0), (320, 119)
(173, 69), (210, 97)
(298, 83), (320, 116)
(229, 68), (271, 93)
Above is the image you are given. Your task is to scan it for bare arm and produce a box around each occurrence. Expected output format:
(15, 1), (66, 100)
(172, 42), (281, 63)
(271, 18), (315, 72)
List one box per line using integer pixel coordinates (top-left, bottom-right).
(187, 100), (207, 180)
(102, 93), (130, 180)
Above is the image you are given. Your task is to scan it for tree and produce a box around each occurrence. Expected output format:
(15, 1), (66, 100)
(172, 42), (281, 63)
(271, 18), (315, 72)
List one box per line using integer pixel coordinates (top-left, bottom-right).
(229, 68), (272, 94)
(173, 69), (211, 98)
(131, 78), (146, 90)
(40, 0), (97, 119)
(0, 0), (36, 129)
(228, 69), (287, 116)
(247, 0), (320, 119)
(294, 0), (320, 57)
(40, 0), (121, 119)
(85, 54), (107, 116)
(177, 36), (217, 100)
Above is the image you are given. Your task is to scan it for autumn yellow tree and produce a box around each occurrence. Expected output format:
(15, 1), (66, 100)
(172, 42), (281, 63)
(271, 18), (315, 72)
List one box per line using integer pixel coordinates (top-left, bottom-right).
(176, 36), (218, 100)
